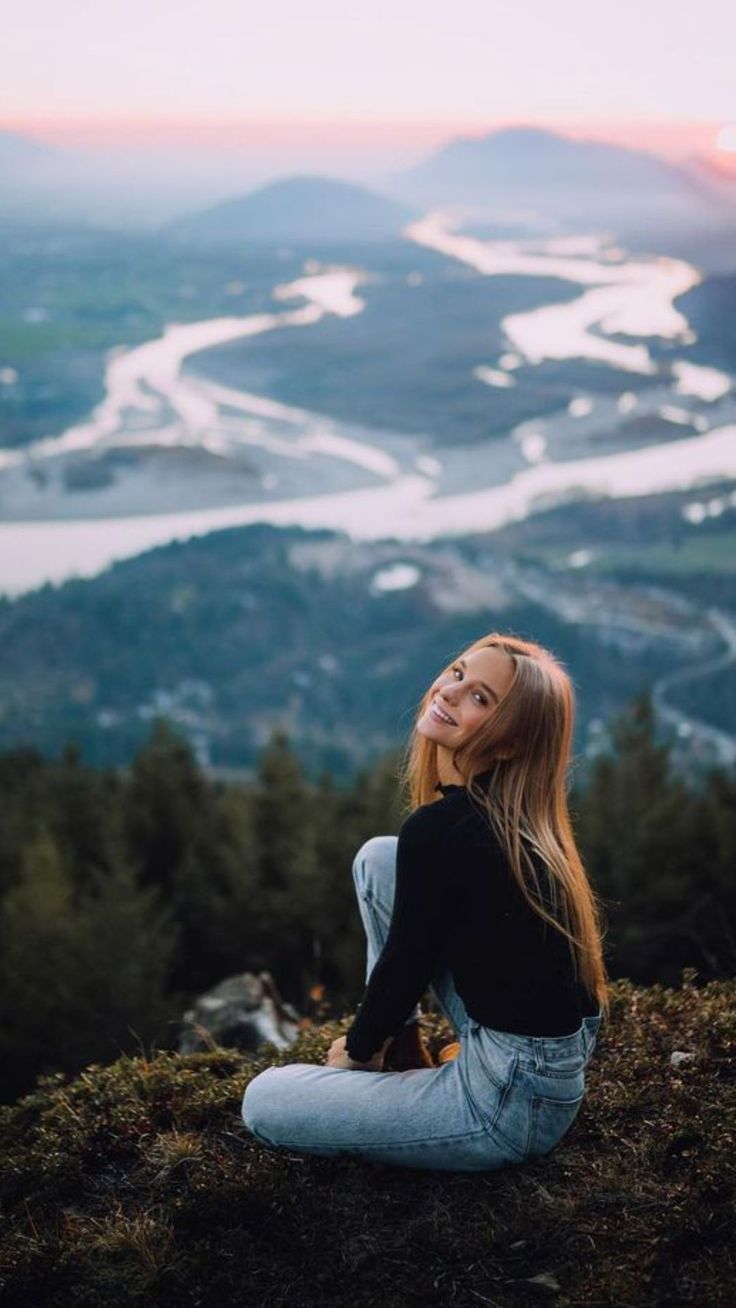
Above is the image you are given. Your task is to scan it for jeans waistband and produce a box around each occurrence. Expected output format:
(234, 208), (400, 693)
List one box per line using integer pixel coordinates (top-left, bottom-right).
(469, 1006), (603, 1071)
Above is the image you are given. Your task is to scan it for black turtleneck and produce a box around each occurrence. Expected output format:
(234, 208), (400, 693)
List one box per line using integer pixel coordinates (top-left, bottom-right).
(344, 777), (597, 1064)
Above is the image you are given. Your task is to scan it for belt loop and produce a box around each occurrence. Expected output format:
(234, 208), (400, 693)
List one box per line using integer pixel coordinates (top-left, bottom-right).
(532, 1036), (544, 1072)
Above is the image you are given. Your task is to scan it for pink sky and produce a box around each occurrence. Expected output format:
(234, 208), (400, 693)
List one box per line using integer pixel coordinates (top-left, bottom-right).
(4, 1), (734, 174)
(4, 116), (734, 183)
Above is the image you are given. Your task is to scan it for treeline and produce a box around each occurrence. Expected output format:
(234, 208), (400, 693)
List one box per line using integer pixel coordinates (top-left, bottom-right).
(1, 693), (734, 1104)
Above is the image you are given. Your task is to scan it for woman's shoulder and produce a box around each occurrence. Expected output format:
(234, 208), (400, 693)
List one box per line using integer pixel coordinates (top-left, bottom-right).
(399, 789), (494, 844)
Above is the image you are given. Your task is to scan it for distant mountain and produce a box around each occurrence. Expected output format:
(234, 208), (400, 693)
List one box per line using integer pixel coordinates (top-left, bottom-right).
(390, 126), (733, 234)
(162, 175), (420, 247)
(0, 130), (58, 168)
(0, 129), (113, 228)
(678, 153), (736, 210)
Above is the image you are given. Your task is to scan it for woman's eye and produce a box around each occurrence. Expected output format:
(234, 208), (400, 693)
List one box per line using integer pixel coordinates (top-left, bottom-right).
(451, 667), (486, 706)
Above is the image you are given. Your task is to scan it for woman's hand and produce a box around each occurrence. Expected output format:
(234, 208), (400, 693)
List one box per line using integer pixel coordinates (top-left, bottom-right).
(324, 1034), (390, 1072)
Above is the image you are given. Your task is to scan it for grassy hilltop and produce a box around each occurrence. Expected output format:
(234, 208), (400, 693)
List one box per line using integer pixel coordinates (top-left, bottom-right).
(1, 974), (734, 1308)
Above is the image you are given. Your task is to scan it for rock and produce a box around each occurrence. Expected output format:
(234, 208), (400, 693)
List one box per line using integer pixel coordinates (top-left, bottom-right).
(670, 1050), (696, 1068)
(525, 1272), (561, 1292)
(178, 969), (302, 1054)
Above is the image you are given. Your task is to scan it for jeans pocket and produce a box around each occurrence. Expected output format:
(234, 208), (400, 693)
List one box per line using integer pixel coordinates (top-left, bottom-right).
(470, 1026), (517, 1088)
(490, 1063), (535, 1160)
(461, 1027), (516, 1133)
(529, 1087), (585, 1158)
(462, 1029), (532, 1160)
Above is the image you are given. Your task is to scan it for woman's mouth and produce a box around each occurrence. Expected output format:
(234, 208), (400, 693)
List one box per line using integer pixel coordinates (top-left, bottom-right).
(430, 701), (457, 725)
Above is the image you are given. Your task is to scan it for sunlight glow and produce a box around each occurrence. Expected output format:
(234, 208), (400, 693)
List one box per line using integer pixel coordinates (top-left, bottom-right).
(715, 124), (736, 152)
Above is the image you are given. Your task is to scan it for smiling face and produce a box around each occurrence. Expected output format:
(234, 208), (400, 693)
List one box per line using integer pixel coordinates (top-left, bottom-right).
(417, 645), (516, 760)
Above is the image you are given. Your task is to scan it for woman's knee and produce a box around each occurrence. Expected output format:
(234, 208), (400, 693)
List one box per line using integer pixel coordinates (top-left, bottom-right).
(242, 1067), (280, 1139)
(352, 834), (398, 887)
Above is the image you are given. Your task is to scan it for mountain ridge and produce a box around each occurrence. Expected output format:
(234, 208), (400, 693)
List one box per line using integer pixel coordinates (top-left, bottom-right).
(161, 174), (420, 246)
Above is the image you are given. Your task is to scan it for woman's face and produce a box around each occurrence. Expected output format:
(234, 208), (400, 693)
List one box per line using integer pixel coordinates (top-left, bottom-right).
(417, 646), (515, 746)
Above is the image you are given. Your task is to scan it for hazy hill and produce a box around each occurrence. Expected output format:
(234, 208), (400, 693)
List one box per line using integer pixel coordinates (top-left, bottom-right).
(162, 175), (420, 247)
(0, 130), (58, 168)
(391, 125), (734, 235)
(3, 123), (735, 242)
(0, 975), (732, 1306)
(0, 130), (98, 227)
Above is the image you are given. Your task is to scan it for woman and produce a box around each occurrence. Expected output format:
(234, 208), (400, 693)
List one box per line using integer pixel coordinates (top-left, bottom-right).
(242, 632), (609, 1171)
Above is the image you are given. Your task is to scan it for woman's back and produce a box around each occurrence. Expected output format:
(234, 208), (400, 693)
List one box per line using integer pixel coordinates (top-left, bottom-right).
(435, 781), (598, 1036)
(345, 777), (597, 1063)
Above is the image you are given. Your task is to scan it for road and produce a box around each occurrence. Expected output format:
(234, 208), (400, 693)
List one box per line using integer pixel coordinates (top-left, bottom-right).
(653, 606), (736, 767)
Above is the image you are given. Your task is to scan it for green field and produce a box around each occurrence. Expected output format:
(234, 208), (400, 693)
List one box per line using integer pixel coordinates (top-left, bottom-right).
(532, 529), (736, 576)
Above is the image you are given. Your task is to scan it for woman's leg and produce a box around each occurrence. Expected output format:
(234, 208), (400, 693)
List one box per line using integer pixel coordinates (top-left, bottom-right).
(241, 1046), (522, 1171)
(351, 835), (422, 1029)
(241, 1051), (518, 1172)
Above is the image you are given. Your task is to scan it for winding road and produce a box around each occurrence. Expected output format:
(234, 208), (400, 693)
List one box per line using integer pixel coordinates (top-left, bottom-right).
(652, 606), (736, 767)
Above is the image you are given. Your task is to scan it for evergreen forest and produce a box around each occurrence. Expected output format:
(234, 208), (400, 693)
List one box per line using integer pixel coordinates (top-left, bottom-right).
(1, 691), (734, 1105)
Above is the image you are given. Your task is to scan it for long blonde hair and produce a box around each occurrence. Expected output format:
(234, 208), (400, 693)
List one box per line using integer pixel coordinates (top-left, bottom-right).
(398, 631), (610, 1016)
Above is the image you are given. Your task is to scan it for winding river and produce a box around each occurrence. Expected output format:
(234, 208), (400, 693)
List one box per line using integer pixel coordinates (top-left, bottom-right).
(1, 214), (734, 596)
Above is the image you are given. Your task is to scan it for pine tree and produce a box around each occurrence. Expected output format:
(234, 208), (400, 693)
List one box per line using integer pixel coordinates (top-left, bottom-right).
(120, 717), (247, 991)
(573, 690), (717, 982)
(0, 829), (178, 1102)
(249, 729), (321, 1003)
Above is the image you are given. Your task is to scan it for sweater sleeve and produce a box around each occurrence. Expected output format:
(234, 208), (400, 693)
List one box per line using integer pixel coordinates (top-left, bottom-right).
(344, 805), (448, 1063)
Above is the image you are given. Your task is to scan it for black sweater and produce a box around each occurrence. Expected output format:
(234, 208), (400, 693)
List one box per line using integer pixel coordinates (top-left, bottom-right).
(344, 777), (598, 1063)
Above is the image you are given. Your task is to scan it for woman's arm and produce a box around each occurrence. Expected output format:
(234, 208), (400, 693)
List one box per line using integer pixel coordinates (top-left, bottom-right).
(343, 805), (448, 1064)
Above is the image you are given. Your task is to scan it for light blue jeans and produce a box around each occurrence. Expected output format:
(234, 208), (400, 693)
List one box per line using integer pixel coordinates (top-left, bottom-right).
(241, 834), (603, 1172)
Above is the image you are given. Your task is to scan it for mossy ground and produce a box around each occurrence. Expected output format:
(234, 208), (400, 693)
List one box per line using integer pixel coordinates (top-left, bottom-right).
(1, 974), (734, 1307)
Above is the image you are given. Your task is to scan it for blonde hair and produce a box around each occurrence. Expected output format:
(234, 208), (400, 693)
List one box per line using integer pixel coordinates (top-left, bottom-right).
(398, 631), (610, 1017)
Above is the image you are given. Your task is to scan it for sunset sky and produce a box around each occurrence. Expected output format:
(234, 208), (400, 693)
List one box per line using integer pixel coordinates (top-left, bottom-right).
(3, 0), (734, 172)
